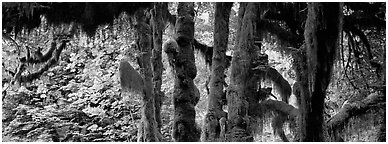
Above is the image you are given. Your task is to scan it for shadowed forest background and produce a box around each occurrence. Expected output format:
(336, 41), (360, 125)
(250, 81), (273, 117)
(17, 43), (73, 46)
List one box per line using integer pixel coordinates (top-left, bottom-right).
(1, 2), (386, 142)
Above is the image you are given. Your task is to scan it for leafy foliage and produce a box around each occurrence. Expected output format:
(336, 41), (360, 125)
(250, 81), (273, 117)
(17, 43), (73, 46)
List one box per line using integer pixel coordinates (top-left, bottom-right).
(2, 14), (144, 142)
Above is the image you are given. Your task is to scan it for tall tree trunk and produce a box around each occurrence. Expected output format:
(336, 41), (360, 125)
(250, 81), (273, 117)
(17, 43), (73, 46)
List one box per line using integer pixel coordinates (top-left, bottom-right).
(134, 9), (158, 142)
(226, 2), (258, 142)
(293, 49), (308, 142)
(202, 2), (233, 142)
(151, 2), (166, 139)
(169, 2), (200, 142)
(299, 2), (343, 141)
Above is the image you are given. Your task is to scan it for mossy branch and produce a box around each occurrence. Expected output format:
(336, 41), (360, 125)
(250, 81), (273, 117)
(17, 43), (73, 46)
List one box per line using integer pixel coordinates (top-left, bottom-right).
(19, 40), (68, 83)
(20, 42), (57, 64)
(327, 92), (385, 130)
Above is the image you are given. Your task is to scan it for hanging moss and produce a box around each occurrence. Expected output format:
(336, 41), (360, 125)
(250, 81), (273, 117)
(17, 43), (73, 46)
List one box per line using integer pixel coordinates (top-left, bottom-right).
(264, 67), (292, 103)
(3, 2), (153, 36)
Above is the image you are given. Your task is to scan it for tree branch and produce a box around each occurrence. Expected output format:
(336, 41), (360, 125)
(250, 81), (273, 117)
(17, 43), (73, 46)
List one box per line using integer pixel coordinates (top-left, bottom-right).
(19, 40), (68, 83)
(261, 99), (299, 142)
(257, 20), (301, 49)
(20, 42), (57, 64)
(327, 92), (385, 129)
(193, 39), (232, 68)
(264, 67), (292, 103)
(261, 99), (299, 117)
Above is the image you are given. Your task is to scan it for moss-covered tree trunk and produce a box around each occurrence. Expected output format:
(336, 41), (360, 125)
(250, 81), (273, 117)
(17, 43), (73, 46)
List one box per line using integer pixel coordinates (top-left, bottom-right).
(133, 9), (158, 142)
(150, 2), (165, 138)
(293, 52), (308, 142)
(226, 2), (258, 142)
(170, 2), (200, 142)
(299, 2), (343, 141)
(202, 2), (233, 142)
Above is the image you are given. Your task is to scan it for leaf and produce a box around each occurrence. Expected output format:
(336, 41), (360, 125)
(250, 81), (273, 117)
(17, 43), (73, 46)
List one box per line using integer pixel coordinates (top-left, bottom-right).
(83, 106), (106, 117)
(37, 85), (48, 94)
(21, 123), (35, 131)
(87, 124), (99, 131)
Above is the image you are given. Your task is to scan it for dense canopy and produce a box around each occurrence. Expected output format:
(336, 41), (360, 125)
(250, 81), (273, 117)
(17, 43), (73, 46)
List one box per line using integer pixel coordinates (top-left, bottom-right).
(3, 2), (152, 36)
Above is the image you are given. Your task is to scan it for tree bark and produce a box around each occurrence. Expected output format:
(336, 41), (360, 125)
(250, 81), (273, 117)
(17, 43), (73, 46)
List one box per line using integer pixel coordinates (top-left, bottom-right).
(170, 2), (200, 142)
(377, 112), (386, 142)
(226, 2), (258, 142)
(202, 2), (233, 142)
(151, 2), (165, 139)
(299, 2), (343, 141)
(291, 51), (305, 142)
(133, 9), (158, 142)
